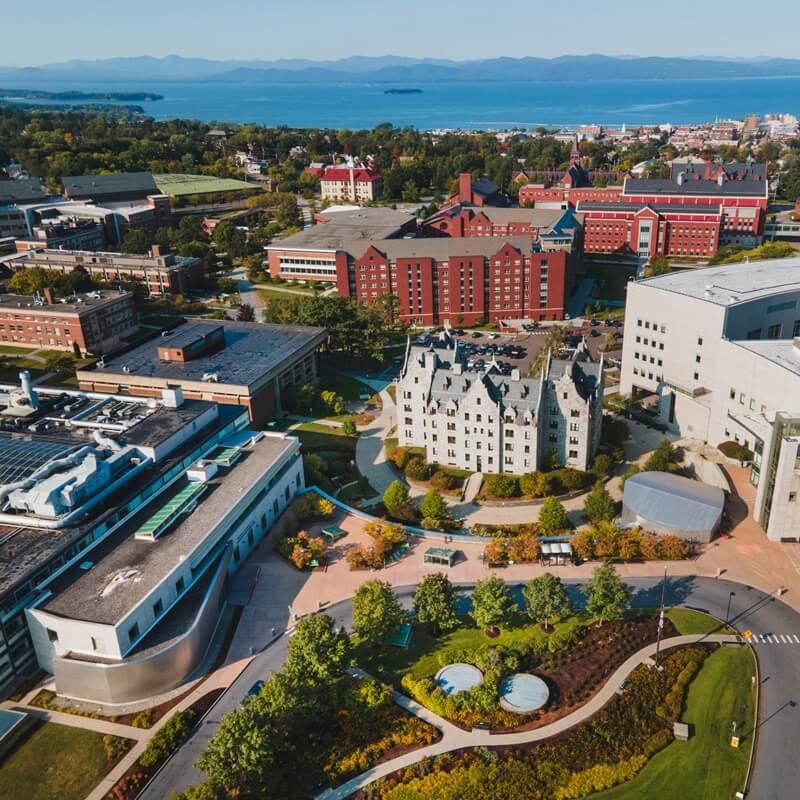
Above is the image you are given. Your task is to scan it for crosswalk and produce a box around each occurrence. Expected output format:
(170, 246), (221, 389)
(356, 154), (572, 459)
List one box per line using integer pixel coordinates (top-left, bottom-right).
(750, 633), (800, 644)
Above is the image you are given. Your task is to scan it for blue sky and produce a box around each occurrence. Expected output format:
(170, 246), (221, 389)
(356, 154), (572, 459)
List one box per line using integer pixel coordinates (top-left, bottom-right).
(6, 0), (799, 65)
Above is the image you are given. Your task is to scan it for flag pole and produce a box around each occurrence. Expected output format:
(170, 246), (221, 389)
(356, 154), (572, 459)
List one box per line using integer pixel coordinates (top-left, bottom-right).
(655, 566), (668, 665)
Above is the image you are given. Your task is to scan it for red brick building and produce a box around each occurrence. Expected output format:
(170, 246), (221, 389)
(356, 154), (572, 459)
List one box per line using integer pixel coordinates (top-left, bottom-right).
(336, 237), (576, 325)
(319, 166), (383, 204)
(423, 204), (577, 241)
(519, 183), (624, 207)
(577, 202), (722, 258)
(0, 288), (138, 355)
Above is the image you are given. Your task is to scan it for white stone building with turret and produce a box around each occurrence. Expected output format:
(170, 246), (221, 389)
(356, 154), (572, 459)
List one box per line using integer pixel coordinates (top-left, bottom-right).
(396, 335), (604, 474)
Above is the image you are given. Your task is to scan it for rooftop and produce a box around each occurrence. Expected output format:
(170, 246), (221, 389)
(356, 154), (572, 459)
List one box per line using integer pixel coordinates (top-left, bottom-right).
(267, 207), (416, 252)
(42, 433), (296, 625)
(731, 338), (800, 379)
(63, 172), (159, 199)
(0, 290), (133, 314)
(87, 320), (327, 388)
(0, 178), (49, 204)
(344, 235), (536, 260)
(578, 201), (721, 215)
(636, 257), (800, 307)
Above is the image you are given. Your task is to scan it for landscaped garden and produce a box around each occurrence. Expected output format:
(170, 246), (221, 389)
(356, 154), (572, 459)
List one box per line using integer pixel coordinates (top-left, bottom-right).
(0, 721), (133, 800)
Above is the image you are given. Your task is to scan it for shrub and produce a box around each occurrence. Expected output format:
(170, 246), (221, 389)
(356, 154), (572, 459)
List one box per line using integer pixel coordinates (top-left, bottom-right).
(644, 439), (678, 472)
(389, 446), (413, 470)
(139, 709), (196, 768)
(383, 480), (411, 515)
(484, 538), (507, 564)
(718, 440), (754, 462)
(404, 457), (430, 481)
(131, 710), (153, 729)
(591, 453), (613, 480)
(420, 490), (449, 522)
(483, 473), (519, 498)
(102, 734), (129, 762)
(430, 470), (455, 491)
(519, 471), (551, 497)
(559, 468), (590, 492)
(547, 626), (581, 654)
(583, 481), (616, 522)
(620, 464), (640, 489)
(506, 533), (539, 563)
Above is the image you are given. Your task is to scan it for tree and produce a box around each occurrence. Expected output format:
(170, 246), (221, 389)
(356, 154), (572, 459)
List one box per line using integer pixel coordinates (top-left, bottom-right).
(520, 471), (551, 498)
(420, 490), (448, 523)
(383, 480), (410, 515)
(591, 454), (613, 481)
(283, 614), (351, 685)
(341, 418), (357, 437)
(539, 496), (570, 533)
(352, 580), (404, 645)
(470, 576), (515, 632)
(294, 382), (316, 414)
(584, 481), (616, 522)
(645, 256), (671, 278)
(44, 352), (75, 375)
(413, 573), (459, 636)
(644, 439), (676, 472)
(584, 562), (631, 625)
(236, 303), (255, 322)
(522, 573), (571, 630)
(320, 390), (345, 415)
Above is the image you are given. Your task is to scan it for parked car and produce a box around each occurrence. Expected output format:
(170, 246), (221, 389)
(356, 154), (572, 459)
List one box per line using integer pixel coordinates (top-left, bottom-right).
(471, 331), (482, 338)
(489, 332), (499, 339)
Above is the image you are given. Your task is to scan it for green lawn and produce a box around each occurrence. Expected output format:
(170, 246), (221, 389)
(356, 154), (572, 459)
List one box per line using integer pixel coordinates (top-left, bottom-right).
(258, 287), (315, 303)
(0, 722), (131, 800)
(357, 613), (585, 686)
(318, 372), (375, 402)
(154, 173), (254, 196)
(666, 608), (735, 636)
(591, 646), (755, 800)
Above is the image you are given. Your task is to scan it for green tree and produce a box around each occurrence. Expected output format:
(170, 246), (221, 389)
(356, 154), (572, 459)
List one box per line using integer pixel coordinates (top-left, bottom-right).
(420, 490), (448, 522)
(413, 573), (459, 636)
(539, 496), (570, 533)
(522, 573), (571, 630)
(584, 481), (616, 522)
(320, 390), (346, 415)
(352, 579), (404, 645)
(341, 418), (357, 437)
(584, 562), (631, 625)
(645, 256), (671, 278)
(283, 614), (351, 685)
(591, 454), (613, 481)
(236, 303), (255, 322)
(470, 576), (515, 632)
(44, 352), (75, 375)
(294, 382), (316, 415)
(383, 479), (410, 515)
(520, 471), (551, 497)
(119, 227), (154, 254)
(644, 439), (676, 472)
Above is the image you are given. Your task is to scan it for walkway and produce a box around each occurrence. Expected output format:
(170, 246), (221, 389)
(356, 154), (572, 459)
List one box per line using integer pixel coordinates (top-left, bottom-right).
(319, 633), (742, 799)
(355, 387), (397, 507)
(230, 264), (265, 323)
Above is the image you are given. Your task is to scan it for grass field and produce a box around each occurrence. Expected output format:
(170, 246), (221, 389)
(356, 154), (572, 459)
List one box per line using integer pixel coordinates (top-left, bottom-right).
(666, 607), (735, 636)
(318, 372), (375, 402)
(0, 722), (131, 800)
(154, 173), (254, 196)
(591, 646), (755, 800)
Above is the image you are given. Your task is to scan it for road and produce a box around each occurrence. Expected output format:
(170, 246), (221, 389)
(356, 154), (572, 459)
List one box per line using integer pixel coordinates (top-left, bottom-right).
(230, 264), (264, 323)
(142, 577), (800, 800)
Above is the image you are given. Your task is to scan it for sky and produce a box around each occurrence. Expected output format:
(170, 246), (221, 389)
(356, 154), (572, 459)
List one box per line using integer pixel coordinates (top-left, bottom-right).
(6, 0), (799, 65)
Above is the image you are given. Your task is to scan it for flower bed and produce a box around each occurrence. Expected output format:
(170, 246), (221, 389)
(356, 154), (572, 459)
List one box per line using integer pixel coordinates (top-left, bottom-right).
(355, 645), (713, 800)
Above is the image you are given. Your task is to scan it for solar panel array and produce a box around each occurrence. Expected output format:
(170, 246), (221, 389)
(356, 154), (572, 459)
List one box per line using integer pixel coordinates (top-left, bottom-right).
(0, 434), (79, 486)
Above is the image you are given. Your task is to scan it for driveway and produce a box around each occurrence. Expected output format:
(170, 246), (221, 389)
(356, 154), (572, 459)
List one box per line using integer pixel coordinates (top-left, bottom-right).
(141, 577), (800, 800)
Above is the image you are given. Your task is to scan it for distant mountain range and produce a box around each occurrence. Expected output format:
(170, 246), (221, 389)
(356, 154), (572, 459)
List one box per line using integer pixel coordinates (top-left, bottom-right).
(3, 54), (800, 84)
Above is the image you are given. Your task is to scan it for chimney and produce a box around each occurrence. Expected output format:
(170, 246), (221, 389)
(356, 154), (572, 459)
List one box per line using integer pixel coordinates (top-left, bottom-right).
(151, 244), (161, 258)
(459, 173), (473, 204)
(43, 287), (55, 305)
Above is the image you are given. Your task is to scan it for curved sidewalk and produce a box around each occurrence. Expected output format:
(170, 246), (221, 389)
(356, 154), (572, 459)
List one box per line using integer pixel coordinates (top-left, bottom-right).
(317, 633), (741, 799)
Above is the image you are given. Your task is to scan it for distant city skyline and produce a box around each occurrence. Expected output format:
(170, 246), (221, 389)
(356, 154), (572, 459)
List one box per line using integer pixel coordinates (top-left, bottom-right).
(5, 0), (799, 66)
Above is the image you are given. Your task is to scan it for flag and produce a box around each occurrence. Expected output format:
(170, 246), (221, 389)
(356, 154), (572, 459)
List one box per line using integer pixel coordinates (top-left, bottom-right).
(658, 610), (665, 631)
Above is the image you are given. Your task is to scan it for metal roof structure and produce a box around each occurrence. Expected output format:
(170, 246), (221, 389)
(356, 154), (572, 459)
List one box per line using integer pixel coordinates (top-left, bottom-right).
(0, 435), (79, 485)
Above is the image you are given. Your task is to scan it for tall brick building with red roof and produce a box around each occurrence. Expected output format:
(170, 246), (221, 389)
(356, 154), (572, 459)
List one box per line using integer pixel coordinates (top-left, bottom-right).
(320, 165), (383, 204)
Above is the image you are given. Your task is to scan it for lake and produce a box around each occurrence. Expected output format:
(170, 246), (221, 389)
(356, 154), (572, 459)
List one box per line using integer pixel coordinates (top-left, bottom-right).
(3, 76), (800, 129)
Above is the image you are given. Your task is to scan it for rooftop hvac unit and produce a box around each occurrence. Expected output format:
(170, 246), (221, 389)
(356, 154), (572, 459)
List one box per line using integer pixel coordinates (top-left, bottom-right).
(202, 372), (220, 383)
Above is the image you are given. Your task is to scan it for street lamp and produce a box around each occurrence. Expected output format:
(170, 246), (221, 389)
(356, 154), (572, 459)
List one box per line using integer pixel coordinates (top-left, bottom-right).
(726, 591), (736, 624)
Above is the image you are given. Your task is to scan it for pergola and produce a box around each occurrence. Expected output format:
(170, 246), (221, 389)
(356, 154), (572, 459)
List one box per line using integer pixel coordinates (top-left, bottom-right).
(423, 546), (458, 567)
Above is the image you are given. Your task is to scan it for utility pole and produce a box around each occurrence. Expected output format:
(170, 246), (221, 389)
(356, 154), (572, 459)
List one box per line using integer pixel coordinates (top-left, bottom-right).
(654, 567), (668, 665)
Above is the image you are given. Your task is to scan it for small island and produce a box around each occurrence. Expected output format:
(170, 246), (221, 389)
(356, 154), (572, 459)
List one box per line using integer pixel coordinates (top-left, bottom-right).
(0, 89), (163, 102)
(384, 88), (423, 95)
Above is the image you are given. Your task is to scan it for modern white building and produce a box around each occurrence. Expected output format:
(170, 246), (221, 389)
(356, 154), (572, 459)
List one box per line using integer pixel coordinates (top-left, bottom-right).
(620, 257), (800, 541)
(397, 336), (604, 474)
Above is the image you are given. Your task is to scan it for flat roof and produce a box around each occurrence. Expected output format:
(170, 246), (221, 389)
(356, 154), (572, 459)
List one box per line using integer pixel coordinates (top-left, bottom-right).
(578, 201), (721, 214)
(636, 256), (800, 307)
(154, 173), (254, 196)
(0, 178), (49, 203)
(731, 338), (800, 378)
(87, 320), (327, 389)
(63, 172), (158, 198)
(268, 208), (416, 252)
(0, 290), (133, 314)
(42, 434), (296, 625)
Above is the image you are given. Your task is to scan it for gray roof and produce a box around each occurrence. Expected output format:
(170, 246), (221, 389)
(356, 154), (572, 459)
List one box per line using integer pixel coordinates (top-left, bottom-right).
(0, 290), (133, 315)
(266, 208), (415, 252)
(731, 339), (800, 379)
(431, 205), (566, 228)
(625, 161), (768, 198)
(472, 176), (499, 197)
(42, 435), (295, 625)
(344, 235), (534, 260)
(0, 178), (49, 203)
(578, 201), (721, 215)
(622, 471), (724, 534)
(63, 172), (159, 199)
(637, 256), (800, 307)
(90, 320), (327, 389)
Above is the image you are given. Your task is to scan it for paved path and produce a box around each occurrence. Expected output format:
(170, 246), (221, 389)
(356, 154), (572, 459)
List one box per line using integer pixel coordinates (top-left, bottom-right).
(355, 388), (398, 507)
(320, 633), (742, 799)
(0, 701), (148, 740)
(145, 577), (800, 800)
(230, 265), (265, 323)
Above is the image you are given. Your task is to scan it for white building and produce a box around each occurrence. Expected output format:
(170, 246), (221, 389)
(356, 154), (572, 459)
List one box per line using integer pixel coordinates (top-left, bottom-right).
(319, 166), (383, 205)
(620, 258), (800, 541)
(397, 336), (604, 474)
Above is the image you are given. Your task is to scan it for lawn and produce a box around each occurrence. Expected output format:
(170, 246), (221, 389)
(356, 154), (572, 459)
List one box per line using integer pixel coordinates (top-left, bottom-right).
(318, 372), (376, 402)
(258, 286), (315, 303)
(0, 721), (132, 800)
(154, 173), (254, 196)
(591, 645), (755, 799)
(291, 422), (356, 454)
(666, 607), (735, 636)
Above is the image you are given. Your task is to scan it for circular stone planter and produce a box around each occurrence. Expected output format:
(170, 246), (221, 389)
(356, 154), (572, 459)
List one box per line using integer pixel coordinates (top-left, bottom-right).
(435, 663), (483, 695)
(499, 673), (550, 713)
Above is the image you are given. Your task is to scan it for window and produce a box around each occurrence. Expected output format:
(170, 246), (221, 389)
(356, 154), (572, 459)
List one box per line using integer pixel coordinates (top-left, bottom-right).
(768, 323), (782, 339)
(176, 576), (185, 594)
(153, 599), (163, 617)
(569, 450), (579, 459)
(697, 337), (703, 346)
(695, 354), (701, 363)
(693, 372), (699, 381)
(47, 628), (59, 643)
(790, 492), (797, 503)
(128, 623), (140, 644)
(730, 388), (736, 400)
(91, 637), (101, 651)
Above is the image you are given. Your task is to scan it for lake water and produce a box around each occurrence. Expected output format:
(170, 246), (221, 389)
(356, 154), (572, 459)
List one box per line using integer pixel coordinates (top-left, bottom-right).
(3, 76), (800, 129)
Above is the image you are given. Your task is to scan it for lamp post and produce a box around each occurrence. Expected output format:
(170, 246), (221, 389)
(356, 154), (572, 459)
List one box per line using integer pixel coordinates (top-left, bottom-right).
(726, 591), (736, 624)
(654, 567), (668, 665)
